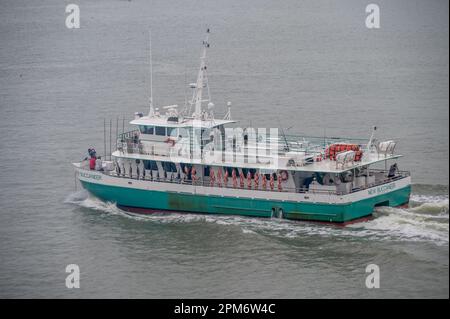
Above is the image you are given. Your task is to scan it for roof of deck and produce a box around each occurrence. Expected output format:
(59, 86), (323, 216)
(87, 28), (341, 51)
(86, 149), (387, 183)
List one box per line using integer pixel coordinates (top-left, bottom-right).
(130, 116), (237, 128)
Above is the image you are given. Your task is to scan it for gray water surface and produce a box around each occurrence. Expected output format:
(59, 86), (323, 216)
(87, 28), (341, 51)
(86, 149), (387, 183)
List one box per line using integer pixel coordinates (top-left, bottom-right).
(0, 0), (448, 298)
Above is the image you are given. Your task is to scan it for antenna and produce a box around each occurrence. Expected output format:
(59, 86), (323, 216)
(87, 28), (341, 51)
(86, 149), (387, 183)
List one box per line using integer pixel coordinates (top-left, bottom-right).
(277, 118), (290, 152)
(148, 29), (155, 117)
(367, 126), (377, 153)
(191, 28), (211, 119)
(223, 101), (232, 120)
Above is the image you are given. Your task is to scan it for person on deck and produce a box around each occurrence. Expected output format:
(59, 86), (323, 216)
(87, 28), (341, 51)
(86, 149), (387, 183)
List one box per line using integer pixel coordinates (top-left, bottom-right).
(89, 156), (96, 170)
(95, 156), (103, 171)
(388, 163), (398, 178)
(88, 148), (96, 159)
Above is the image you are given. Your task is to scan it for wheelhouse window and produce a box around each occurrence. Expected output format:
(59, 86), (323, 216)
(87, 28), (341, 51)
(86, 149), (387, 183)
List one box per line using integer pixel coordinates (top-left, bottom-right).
(167, 127), (178, 138)
(139, 125), (154, 134)
(155, 126), (166, 136)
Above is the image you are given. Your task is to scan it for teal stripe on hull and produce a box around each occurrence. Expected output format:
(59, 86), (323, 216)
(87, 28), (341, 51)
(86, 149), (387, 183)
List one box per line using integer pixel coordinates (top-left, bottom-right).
(80, 181), (411, 223)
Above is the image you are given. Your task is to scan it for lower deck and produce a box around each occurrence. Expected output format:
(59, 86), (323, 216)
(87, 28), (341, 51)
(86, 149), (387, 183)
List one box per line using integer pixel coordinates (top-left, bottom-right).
(77, 168), (411, 223)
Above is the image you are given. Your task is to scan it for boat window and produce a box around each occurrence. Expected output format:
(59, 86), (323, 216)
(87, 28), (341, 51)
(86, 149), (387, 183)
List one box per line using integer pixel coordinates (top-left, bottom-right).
(167, 127), (178, 137)
(225, 167), (233, 176)
(241, 168), (248, 176)
(155, 126), (166, 136)
(143, 160), (158, 170)
(264, 173), (277, 180)
(139, 125), (154, 134)
(161, 161), (177, 172)
(180, 163), (192, 172)
(180, 163), (192, 180)
(204, 166), (210, 176)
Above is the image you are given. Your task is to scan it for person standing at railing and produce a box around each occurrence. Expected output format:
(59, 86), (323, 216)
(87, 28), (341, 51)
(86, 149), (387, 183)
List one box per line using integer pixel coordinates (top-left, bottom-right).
(388, 163), (398, 178)
(89, 156), (96, 170)
(95, 156), (103, 171)
(88, 148), (96, 159)
(115, 160), (121, 176)
(136, 159), (140, 180)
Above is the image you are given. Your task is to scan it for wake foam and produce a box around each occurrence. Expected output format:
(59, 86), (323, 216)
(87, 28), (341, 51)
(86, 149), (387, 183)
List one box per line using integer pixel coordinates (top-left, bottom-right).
(65, 187), (449, 246)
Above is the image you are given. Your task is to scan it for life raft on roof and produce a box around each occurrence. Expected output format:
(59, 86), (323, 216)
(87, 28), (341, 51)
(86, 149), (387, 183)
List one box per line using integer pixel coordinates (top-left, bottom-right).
(325, 143), (363, 161)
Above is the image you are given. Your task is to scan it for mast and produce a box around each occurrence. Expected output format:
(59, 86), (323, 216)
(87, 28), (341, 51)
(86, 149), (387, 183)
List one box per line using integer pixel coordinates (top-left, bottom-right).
(192, 28), (210, 119)
(148, 30), (155, 117)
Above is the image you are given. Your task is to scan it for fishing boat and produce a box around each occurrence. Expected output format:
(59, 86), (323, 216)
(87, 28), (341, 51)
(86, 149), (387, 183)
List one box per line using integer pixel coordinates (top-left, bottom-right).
(73, 30), (411, 223)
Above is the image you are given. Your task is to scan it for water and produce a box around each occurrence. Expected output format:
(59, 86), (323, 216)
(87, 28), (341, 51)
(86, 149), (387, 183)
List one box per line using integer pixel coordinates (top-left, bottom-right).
(0, 0), (448, 298)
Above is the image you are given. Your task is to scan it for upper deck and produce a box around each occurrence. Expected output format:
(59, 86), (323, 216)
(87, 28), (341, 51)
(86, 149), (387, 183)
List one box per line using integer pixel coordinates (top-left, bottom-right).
(107, 29), (403, 174)
(113, 128), (402, 173)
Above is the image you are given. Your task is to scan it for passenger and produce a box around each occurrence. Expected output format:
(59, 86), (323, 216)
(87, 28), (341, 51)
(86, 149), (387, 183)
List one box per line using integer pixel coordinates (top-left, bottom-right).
(136, 159), (140, 179)
(88, 148), (96, 159)
(388, 163), (398, 178)
(95, 156), (103, 171)
(115, 161), (121, 176)
(89, 156), (96, 170)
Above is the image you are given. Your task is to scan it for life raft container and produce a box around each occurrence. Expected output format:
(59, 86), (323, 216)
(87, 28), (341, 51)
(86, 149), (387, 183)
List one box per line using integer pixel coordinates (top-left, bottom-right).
(325, 143), (363, 161)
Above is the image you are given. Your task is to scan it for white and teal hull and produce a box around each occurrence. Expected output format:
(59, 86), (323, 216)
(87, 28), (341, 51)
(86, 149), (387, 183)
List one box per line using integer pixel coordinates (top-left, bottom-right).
(76, 168), (411, 223)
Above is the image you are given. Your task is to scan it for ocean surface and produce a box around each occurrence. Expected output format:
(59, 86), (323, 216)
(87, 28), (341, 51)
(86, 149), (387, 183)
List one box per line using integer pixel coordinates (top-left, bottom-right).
(0, 0), (448, 298)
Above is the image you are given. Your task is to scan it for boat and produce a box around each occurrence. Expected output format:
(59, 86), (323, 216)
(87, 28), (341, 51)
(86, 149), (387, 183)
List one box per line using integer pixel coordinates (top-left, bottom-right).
(73, 29), (411, 224)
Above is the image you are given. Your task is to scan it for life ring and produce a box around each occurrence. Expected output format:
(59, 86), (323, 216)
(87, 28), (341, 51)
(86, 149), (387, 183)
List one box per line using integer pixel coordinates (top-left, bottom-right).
(210, 169), (215, 186)
(239, 171), (245, 188)
(224, 170), (229, 185)
(217, 169), (222, 187)
(254, 172), (259, 187)
(280, 170), (289, 181)
(183, 166), (190, 181)
(191, 167), (197, 181)
(277, 174), (282, 191)
(165, 138), (176, 146)
(262, 175), (267, 189)
(247, 172), (252, 188)
(232, 169), (237, 188)
(269, 174), (275, 190)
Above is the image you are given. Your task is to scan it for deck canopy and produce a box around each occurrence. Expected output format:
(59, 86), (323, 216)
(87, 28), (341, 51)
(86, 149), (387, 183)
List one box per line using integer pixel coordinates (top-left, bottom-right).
(130, 115), (236, 129)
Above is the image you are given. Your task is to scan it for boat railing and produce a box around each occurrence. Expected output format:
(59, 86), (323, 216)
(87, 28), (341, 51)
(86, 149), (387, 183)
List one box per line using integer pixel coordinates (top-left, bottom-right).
(116, 130), (141, 153)
(93, 167), (409, 196)
(115, 131), (376, 161)
(101, 170), (339, 195)
(347, 169), (410, 194)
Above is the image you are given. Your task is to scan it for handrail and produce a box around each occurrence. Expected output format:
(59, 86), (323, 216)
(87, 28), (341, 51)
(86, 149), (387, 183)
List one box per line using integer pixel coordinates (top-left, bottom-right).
(103, 171), (338, 195)
(87, 165), (409, 196)
(118, 129), (140, 141)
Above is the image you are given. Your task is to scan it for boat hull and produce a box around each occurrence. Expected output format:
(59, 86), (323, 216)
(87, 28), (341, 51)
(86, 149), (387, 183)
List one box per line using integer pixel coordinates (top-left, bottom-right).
(77, 171), (411, 223)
